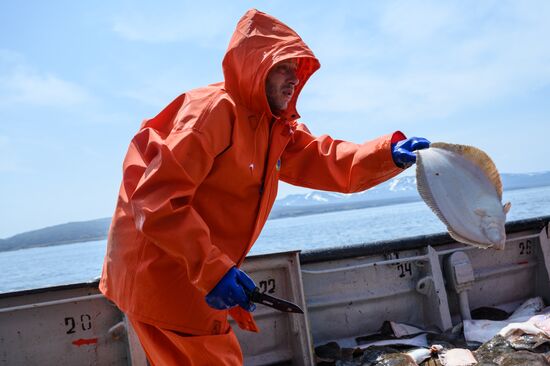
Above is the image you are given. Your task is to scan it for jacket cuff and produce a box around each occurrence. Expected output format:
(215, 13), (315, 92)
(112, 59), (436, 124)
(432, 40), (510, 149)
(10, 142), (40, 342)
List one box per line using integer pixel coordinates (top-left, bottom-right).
(229, 307), (260, 332)
(391, 130), (407, 144)
(195, 246), (235, 295)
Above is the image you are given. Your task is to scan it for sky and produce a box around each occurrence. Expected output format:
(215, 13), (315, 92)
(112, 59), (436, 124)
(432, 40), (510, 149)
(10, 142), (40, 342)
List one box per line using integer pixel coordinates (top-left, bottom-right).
(1, 0), (549, 238)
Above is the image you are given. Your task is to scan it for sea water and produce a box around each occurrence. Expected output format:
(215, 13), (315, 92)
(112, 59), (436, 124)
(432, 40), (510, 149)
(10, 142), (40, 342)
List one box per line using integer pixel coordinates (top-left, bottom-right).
(1, 186), (549, 293)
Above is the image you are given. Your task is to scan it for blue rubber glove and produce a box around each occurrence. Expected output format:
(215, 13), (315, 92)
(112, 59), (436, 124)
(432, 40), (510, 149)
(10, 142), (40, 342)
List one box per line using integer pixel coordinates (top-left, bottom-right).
(205, 267), (256, 312)
(391, 137), (431, 169)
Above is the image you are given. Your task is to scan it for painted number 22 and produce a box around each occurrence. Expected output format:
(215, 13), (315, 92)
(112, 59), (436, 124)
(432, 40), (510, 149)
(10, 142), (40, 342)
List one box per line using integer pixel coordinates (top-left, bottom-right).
(258, 278), (276, 294)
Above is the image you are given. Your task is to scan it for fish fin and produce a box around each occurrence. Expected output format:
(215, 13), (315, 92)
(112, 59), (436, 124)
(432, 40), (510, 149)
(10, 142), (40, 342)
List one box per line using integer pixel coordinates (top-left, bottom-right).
(431, 142), (503, 200)
(448, 230), (492, 249)
(503, 202), (511, 214)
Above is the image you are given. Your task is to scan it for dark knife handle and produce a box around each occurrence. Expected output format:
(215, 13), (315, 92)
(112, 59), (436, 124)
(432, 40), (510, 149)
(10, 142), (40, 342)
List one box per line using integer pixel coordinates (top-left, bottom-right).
(247, 287), (304, 314)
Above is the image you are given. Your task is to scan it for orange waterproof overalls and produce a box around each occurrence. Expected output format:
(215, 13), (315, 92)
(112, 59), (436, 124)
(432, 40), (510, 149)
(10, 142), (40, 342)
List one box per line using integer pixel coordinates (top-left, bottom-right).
(100, 8), (406, 365)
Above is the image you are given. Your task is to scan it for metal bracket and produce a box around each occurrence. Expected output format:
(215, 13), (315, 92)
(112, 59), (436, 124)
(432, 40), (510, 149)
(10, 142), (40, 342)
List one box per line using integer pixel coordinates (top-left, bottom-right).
(538, 224), (550, 284)
(123, 316), (148, 366)
(425, 246), (453, 331)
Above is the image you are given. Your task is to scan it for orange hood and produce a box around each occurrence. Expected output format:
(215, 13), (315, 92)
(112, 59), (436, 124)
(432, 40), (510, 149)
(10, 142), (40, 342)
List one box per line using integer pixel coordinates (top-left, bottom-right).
(222, 9), (320, 120)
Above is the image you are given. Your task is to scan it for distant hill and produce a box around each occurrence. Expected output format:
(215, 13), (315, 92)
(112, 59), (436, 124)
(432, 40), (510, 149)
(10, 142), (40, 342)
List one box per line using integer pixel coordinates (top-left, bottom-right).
(0, 218), (111, 252)
(274, 171), (550, 207)
(269, 171), (550, 217)
(1, 171), (549, 252)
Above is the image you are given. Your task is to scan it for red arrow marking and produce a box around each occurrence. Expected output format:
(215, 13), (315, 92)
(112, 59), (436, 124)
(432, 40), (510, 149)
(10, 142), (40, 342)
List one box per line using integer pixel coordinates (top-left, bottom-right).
(72, 338), (98, 346)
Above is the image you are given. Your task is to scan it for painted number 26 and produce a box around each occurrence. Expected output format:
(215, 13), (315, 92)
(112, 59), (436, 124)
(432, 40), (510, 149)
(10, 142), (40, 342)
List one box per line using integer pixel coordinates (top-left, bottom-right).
(519, 240), (532, 255)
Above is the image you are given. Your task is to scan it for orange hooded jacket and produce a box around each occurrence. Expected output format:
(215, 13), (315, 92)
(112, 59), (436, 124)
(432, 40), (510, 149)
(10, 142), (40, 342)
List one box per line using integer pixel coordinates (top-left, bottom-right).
(99, 9), (405, 336)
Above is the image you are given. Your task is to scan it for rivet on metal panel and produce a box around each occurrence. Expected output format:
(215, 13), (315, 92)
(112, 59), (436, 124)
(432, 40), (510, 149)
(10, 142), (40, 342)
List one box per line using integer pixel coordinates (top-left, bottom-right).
(414, 260), (426, 268)
(416, 276), (434, 296)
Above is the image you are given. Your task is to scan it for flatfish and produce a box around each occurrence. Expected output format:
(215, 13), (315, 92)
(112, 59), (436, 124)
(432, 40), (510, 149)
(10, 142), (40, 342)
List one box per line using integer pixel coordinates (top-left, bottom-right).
(416, 143), (511, 249)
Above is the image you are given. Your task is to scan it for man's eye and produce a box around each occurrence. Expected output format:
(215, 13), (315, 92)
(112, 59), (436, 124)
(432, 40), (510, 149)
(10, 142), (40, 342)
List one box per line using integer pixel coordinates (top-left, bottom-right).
(279, 65), (293, 73)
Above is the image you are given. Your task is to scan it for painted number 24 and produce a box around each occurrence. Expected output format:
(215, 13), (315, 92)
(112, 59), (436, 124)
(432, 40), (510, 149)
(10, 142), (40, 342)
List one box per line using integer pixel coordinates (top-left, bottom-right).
(397, 263), (413, 278)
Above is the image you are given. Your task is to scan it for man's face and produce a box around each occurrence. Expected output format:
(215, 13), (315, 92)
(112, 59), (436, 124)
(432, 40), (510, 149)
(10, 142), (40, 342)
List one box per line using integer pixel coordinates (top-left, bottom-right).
(265, 59), (299, 115)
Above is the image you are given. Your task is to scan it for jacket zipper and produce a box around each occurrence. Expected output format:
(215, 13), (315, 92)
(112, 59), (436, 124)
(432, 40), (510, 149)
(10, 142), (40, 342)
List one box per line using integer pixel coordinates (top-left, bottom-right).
(238, 120), (290, 265)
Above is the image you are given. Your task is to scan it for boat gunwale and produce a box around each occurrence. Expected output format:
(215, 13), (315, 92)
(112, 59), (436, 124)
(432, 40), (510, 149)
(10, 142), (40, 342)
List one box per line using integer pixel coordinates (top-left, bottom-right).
(1, 215), (548, 299)
(299, 215), (550, 264)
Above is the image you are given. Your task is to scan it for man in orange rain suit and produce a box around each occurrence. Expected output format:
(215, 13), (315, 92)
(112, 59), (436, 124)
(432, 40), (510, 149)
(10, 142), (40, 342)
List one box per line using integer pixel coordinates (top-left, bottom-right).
(99, 8), (430, 365)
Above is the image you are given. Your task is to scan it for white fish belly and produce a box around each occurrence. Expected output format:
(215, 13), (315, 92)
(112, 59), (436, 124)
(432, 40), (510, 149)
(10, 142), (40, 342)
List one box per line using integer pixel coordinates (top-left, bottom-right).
(417, 147), (505, 246)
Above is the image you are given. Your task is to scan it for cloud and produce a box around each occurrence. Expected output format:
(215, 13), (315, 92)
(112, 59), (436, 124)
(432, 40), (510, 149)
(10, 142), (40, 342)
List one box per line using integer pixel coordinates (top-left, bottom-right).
(117, 65), (220, 108)
(1, 70), (92, 107)
(111, 2), (241, 45)
(0, 50), (93, 108)
(378, 1), (457, 44)
(299, 1), (550, 122)
(118, 73), (186, 108)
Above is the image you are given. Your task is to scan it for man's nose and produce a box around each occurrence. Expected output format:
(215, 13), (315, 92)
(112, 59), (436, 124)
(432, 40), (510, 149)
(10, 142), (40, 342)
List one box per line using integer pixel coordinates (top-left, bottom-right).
(287, 71), (299, 86)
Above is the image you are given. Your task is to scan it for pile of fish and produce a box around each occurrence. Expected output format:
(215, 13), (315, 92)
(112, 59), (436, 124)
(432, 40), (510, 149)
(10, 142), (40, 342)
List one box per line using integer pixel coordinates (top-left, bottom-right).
(415, 143), (511, 250)
(314, 298), (550, 365)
